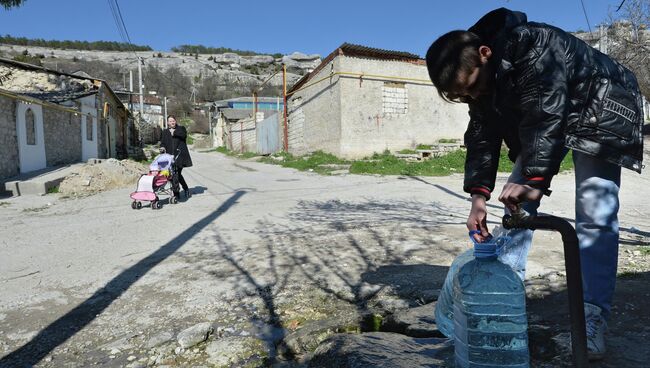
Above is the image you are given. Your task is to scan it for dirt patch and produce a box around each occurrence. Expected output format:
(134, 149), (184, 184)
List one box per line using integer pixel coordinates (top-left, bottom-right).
(58, 159), (147, 197)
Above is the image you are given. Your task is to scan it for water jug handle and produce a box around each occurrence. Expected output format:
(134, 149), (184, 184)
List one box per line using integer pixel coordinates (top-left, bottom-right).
(468, 230), (492, 244)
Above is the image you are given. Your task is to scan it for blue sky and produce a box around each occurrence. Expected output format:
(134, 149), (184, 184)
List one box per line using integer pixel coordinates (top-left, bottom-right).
(0, 0), (624, 57)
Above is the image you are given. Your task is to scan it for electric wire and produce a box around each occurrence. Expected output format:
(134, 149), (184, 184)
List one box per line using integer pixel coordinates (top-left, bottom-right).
(579, 0), (593, 33)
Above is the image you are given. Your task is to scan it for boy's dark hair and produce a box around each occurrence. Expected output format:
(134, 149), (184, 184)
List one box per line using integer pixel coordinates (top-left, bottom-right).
(426, 30), (483, 102)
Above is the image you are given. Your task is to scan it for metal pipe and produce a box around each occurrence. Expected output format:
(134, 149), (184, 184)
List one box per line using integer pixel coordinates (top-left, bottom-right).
(503, 211), (589, 368)
(282, 64), (288, 152)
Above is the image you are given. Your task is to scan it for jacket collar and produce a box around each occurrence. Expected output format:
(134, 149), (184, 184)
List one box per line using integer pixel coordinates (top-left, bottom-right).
(468, 8), (528, 110)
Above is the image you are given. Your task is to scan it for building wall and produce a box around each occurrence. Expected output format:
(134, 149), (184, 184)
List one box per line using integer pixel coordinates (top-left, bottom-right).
(0, 95), (19, 180)
(43, 105), (82, 166)
(287, 57), (342, 156)
(228, 118), (256, 153)
(337, 56), (468, 158)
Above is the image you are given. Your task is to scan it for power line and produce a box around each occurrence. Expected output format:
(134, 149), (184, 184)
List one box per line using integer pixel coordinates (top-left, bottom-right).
(114, 0), (133, 45)
(616, 0), (628, 12)
(579, 0), (593, 33)
(106, 0), (138, 60)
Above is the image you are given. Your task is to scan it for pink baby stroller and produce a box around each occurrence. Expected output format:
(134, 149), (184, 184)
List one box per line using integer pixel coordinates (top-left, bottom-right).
(130, 152), (179, 210)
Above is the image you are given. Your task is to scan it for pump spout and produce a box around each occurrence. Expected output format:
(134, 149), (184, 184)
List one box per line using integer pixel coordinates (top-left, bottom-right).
(503, 210), (589, 368)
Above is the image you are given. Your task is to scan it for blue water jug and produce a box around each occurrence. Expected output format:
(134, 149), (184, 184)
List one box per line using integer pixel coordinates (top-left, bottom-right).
(434, 248), (473, 338)
(452, 231), (529, 368)
(434, 228), (509, 338)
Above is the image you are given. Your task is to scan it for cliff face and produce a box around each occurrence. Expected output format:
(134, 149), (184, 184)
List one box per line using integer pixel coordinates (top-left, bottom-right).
(0, 45), (321, 92)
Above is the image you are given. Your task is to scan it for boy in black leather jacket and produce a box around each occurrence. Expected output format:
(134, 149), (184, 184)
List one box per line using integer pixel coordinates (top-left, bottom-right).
(426, 8), (644, 359)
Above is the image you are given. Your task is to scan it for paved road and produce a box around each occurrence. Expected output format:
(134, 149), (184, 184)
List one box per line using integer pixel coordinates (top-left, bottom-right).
(1, 150), (649, 366)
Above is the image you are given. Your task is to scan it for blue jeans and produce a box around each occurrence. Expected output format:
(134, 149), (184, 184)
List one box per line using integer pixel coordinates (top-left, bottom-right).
(498, 151), (621, 319)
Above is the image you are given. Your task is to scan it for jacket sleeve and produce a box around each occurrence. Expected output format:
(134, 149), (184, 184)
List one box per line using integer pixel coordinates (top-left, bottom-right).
(160, 130), (171, 153)
(463, 100), (503, 200)
(173, 126), (187, 140)
(508, 27), (568, 190)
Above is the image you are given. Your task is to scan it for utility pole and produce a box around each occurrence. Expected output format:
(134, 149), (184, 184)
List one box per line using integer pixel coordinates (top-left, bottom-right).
(164, 96), (168, 128)
(282, 64), (288, 152)
(208, 107), (212, 147)
(129, 70), (134, 113)
(138, 56), (144, 119)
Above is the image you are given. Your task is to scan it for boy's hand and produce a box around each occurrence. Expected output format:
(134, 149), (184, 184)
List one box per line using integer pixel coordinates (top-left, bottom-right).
(468, 194), (489, 242)
(499, 183), (543, 211)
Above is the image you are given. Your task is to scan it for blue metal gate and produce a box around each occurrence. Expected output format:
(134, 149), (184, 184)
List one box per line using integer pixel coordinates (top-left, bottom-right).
(256, 113), (281, 155)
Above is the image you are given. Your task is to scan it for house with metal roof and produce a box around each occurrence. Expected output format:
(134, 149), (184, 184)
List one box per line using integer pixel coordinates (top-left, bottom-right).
(0, 57), (132, 181)
(285, 43), (468, 158)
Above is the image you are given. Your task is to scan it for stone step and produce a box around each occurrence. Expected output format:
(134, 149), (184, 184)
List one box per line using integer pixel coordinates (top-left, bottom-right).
(3, 162), (86, 196)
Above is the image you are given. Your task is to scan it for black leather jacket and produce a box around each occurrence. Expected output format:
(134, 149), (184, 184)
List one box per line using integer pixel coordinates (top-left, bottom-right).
(463, 8), (644, 199)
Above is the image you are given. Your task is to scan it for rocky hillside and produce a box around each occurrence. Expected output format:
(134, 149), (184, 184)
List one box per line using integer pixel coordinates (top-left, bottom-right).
(0, 44), (321, 99)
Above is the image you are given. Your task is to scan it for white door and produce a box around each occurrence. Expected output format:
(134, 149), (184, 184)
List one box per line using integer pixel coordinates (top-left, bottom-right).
(81, 105), (98, 161)
(16, 102), (46, 173)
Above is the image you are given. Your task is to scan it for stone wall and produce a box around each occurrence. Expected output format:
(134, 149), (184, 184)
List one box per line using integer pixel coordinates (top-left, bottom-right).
(0, 95), (19, 180)
(227, 118), (256, 153)
(43, 107), (81, 166)
(287, 57), (342, 156)
(337, 56), (468, 158)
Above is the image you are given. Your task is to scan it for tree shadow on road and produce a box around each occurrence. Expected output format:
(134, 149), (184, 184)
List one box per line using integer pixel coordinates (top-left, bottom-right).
(0, 190), (247, 368)
(180, 197), (467, 363)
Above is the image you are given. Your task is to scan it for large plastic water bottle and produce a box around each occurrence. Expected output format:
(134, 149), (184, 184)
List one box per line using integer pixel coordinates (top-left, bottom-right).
(434, 227), (508, 338)
(452, 231), (529, 368)
(434, 248), (473, 338)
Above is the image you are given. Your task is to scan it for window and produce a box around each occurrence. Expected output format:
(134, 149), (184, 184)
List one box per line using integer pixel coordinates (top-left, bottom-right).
(86, 116), (93, 141)
(25, 108), (36, 145)
(382, 82), (408, 116)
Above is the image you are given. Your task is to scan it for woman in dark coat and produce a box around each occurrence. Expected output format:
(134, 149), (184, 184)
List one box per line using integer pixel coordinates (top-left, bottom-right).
(161, 115), (193, 198)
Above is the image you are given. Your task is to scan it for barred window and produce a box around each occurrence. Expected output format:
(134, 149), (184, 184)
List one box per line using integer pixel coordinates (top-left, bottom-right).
(382, 82), (408, 116)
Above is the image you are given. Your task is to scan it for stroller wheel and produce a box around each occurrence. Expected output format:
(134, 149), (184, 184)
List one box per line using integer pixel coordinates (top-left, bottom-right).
(131, 201), (137, 209)
(151, 201), (157, 210)
(156, 201), (163, 209)
(136, 202), (142, 210)
(171, 196), (178, 204)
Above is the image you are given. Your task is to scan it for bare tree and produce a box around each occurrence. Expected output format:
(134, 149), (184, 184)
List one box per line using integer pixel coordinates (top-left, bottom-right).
(606, 0), (650, 97)
(0, 0), (27, 9)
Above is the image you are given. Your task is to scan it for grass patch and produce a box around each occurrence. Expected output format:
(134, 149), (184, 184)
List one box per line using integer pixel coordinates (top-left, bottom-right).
(210, 146), (257, 158)
(350, 148), (574, 176)
(260, 150), (350, 174)
(416, 144), (432, 150)
(238, 151), (258, 159)
(46, 185), (59, 194)
(186, 134), (194, 145)
(438, 138), (459, 143)
(618, 271), (642, 279)
(397, 149), (417, 154)
(349, 149), (466, 176)
(213, 146), (230, 154)
(0, 201), (10, 206)
(497, 149), (573, 173)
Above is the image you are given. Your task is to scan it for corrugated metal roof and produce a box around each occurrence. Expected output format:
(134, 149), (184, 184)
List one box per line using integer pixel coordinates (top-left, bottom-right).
(288, 43), (424, 94)
(339, 43), (421, 61)
(220, 108), (278, 122)
(214, 96), (282, 104)
(221, 108), (253, 121)
(22, 90), (97, 103)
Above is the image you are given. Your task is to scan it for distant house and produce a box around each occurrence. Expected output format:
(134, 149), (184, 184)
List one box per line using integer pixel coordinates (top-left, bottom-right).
(210, 98), (283, 152)
(214, 96), (284, 111)
(286, 43), (468, 158)
(0, 57), (131, 180)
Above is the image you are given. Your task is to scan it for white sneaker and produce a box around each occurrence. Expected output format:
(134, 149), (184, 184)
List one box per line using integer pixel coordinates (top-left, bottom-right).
(584, 303), (607, 361)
